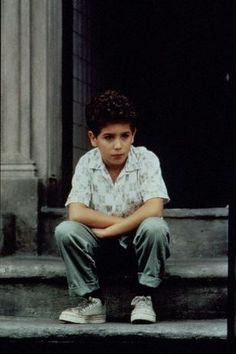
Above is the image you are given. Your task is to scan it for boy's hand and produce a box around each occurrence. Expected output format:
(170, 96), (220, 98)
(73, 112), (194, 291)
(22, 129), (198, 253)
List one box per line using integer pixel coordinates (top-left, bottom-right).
(92, 228), (109, 239)
(92, 225), (123, 239)
(92, 226), (123, 239)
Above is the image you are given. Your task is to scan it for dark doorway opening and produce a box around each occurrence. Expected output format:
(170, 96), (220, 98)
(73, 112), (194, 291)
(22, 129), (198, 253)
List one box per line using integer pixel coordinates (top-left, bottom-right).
(61, 0), (73, 205)
(92, 0), (233, 208)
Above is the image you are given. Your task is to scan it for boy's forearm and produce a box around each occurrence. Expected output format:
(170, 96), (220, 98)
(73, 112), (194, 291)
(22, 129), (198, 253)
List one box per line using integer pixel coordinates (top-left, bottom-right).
(68, 203), (123, 228)
(95, 198), (163, 238)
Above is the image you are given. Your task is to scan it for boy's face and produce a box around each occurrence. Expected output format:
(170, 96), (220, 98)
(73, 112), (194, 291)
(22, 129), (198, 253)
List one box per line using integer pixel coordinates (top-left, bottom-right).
(88, 123), (136, 170)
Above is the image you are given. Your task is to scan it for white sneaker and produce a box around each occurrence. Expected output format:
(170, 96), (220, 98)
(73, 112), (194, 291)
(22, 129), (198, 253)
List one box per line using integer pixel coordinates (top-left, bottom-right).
(59, 297), (106, 324)
(131, 296), (156, 324)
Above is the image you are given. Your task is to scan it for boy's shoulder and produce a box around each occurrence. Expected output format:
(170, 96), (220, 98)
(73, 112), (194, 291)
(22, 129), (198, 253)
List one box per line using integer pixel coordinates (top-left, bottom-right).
(76, 148), (101, 167)
(128, 146), (160, 171)
(130, 145), (159, 162)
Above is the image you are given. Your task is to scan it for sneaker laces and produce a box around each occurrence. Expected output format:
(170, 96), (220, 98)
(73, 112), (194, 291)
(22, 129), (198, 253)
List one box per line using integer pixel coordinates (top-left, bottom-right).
(79, 297), (100, 313)
(131, 295), (152, 306)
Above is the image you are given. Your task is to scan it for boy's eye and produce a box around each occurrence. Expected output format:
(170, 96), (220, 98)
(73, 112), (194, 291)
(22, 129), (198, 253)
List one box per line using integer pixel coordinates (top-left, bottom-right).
(104, 135), (113, 141)
(121, 133), (130, 139)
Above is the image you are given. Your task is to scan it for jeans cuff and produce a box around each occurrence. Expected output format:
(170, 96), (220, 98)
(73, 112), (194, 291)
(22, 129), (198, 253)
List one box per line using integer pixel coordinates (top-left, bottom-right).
(69, 282), (100, 297)
(138, 272), (162, 288)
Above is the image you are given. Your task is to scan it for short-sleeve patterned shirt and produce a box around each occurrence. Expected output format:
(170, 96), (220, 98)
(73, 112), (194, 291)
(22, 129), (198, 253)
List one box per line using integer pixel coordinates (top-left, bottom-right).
(66, 145), (170, 216)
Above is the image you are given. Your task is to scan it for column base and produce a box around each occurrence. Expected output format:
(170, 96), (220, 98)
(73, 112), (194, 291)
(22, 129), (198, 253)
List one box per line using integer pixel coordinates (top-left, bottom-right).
(1, 177), (38, 253)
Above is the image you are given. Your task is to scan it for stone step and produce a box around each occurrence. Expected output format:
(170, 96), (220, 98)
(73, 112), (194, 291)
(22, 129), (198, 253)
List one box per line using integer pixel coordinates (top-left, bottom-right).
(0, 317), (229, 354)
(0, 256), (227, 321)
(39, 207), (228, 258)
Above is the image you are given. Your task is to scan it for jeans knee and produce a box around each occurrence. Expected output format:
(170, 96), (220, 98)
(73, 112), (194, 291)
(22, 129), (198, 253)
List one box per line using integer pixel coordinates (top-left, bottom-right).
(55, 220), (98, 254)
(134, 217), (169, 245)
(54, 220), (75, 247)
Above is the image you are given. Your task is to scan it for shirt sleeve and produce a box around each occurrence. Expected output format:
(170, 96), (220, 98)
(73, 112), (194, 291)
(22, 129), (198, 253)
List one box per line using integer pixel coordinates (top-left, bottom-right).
(65, 155), (91, 207)
(139, 149), (170, 204)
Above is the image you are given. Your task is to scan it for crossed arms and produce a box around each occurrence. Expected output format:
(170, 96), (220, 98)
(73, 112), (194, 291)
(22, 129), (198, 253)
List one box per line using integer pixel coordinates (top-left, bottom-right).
(68, 198), (164, 239)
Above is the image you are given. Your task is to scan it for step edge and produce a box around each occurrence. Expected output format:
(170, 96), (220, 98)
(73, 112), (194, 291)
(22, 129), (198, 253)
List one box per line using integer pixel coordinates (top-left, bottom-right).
(0, 317), (227, 341)
(0, 257), (228, 280)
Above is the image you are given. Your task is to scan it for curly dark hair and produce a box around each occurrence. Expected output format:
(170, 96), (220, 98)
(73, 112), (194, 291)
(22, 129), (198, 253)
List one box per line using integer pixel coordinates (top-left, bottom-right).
(85, 89), (137, 136)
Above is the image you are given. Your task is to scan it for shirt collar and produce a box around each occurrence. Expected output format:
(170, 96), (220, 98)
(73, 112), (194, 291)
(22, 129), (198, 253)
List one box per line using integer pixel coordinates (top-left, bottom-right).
(88, 148), (104, 169)
(124, 146), (140, 172)
(88, 146), (140, 172)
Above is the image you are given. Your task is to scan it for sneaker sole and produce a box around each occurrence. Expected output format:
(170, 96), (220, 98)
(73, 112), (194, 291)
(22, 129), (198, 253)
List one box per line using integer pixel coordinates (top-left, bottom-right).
(131, 312), (156, 324)
(59, 313), (106, 324)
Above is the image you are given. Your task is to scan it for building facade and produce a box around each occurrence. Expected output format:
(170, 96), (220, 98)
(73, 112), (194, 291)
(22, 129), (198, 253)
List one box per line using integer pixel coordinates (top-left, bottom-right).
(1, 0), (233, 254)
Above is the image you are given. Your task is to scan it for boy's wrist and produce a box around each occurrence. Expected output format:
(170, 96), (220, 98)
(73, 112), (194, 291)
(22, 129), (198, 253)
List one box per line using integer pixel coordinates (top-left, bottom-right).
(105, 223), (124, 237)
(92, 224), (123, 239)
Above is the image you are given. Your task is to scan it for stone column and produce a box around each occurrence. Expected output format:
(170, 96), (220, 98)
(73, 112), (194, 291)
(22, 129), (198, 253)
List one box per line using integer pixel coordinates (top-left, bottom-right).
(1, 0), (36, 173)
(31, 0), (62, 202)
(1, 0), (62, 253)
(1, 0), (38, 252)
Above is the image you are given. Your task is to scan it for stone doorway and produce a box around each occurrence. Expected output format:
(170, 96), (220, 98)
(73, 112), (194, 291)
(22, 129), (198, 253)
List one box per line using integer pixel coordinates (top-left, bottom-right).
(62, 0), (233, 208)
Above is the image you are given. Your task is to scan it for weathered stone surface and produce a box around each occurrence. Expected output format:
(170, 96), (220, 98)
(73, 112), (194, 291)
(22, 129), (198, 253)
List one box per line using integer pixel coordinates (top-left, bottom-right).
(0, 255), (64, 279)
(165, 258), (228, 279)
(164, 208), (229, 218)
(0, 213), (16, 255)
(1, 178), (38, 253)
(167, 218), (228, 258)
(0, 317), (227, 340)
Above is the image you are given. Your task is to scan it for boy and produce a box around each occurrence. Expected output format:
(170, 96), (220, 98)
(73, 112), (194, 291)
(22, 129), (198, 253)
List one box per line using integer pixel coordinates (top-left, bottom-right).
(55, 89), (170, 324)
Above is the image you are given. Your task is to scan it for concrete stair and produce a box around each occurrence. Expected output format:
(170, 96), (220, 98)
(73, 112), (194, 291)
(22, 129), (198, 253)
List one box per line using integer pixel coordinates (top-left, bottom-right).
(0, 255), (227, 321)
(0, 317), (229, 354)
(0, 207), (229, 351)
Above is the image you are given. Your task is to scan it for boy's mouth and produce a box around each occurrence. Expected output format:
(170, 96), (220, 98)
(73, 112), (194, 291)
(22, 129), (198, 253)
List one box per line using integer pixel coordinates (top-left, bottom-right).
(111, 154), (124, 159)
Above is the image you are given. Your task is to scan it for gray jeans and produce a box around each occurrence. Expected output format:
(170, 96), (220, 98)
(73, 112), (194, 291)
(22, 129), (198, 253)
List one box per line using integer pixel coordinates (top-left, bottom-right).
(55, 217), (170, 297)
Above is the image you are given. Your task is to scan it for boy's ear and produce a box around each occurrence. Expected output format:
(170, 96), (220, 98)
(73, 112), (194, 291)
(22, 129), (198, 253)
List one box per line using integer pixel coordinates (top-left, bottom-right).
(88, 131), (97, 147)
(131, 128), (137, 143)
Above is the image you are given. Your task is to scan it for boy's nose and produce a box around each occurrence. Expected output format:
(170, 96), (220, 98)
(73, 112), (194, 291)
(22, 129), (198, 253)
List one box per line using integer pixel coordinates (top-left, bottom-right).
(114, 139), (122, 149)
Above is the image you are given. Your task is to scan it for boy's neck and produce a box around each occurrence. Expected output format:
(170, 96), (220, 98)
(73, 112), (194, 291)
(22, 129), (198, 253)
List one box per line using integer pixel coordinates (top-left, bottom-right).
(106, 164), (125, 183)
